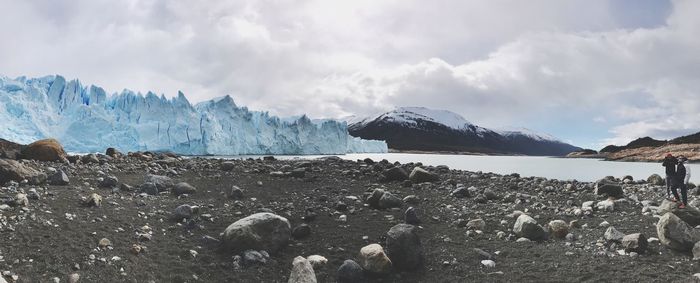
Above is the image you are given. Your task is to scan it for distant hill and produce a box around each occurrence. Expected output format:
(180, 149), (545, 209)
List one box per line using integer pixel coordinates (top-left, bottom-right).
(347, 107), (582, 156)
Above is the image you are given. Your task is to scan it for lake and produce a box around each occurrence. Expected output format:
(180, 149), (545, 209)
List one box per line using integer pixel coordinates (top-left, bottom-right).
(213, 153), (697, 183)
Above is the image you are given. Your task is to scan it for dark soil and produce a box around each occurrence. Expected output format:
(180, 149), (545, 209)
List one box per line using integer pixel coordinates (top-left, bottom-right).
(1, 155), (699, 282)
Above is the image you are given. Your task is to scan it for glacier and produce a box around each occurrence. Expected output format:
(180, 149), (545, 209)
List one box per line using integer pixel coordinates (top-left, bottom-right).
(0, 75), (387, 155)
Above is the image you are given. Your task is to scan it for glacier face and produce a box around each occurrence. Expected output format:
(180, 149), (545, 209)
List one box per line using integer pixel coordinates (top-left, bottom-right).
(0, 75), (387, 155)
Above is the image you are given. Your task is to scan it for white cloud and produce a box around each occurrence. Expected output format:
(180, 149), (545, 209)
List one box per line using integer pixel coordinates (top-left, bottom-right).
(0, 0), (696, 149)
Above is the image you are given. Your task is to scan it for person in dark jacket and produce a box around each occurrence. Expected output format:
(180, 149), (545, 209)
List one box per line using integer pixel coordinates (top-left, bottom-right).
(671, 156), (689, 208)
(662, 153), (677, 199)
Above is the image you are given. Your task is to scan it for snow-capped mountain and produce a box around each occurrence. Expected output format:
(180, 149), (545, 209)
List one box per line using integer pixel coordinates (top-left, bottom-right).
(348, 107), (580, 156)
(0, 75), (387, 155)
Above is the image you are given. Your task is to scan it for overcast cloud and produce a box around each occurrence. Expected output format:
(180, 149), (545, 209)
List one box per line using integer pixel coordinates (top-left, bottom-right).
(1, 0), (696, 149)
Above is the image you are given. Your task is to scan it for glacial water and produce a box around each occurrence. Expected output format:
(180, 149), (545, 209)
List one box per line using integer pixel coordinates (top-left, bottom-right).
(215, 153), (699, 183)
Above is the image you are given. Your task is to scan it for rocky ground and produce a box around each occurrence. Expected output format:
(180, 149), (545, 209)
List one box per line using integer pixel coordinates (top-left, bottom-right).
(3, 146), (700, 282)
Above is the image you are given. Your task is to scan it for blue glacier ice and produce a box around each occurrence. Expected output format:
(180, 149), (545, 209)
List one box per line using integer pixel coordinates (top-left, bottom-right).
(0, 75), (387, 155)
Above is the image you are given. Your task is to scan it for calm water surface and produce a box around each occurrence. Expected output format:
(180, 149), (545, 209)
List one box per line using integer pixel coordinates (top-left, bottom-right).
(212, 153), (698, 183)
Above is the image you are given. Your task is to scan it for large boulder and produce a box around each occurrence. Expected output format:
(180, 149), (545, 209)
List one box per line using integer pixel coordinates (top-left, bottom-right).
(594, 179), (623, 198)
(288, 256), (317, 283)
(656, 212), (700, 251)
(173, 182), (197, 196)
(513, 214), (545, 241)
(547, 220), (569, 239)
(0, 138), (23, 159)
(358, 244), (392, 274)
(621, 233), (648, 254)
(383, 167), (409, 182)
(409, 167), (439, 183)
(658, 200), (700, 226)
(647, 174), (665, 186)
(336, 260), (365, 283)
(144, 174), (174, 191)
(20, 139), (67, 162)
(385, 224), (423, 270)
(604, 227), (625, 242)
(222, 213), (291, 253)
(378, 192), (403, 209)
(48, 170), (70, 186)
(0, 159), (46, 185)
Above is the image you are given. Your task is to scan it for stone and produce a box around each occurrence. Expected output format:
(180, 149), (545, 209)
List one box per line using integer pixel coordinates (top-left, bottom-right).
(0, 138), (22, 159)
(98, 238), (112, 248)
(658, 199), (700, 226)
(466, 219), (486, 230)
(604, 227), (625, 242)
(100, 175), (119, 188)
(647, 174), (665, 186)
(81, 154), (99, 164)
(67, 273), (80, 283)
(229, 186), (244, 199)
(336, 260), (365, 283)
(105, 147), (120, 157)
(85, 193), (102, 207)
(292, 224), (311, 239)
(513, 214), (545, 241)
(385, 224), (423, 270)
(359, 244), (392, 274)
(548, 220), (569, 239)
(242, 250), (269, 266)
(140, 183), (159, 195)
(173, 182), (197, 196)
(481, 260), (496, 268)
(409, 167), (439, 183)
(594, 179), (623, 198)
(174, 204), (199, 221)
(306, 255), (327, 268)
(656, 212), (700, 251)
(378, 192), (403, 209)
(621, 233), (648, 254)
(596, 199), (615, 212)
(0, 159), (46, 185)
(48, 170), (70, 185)
(288, 256), (317, 283)
(291, 168), (306, 178)
(473, 248), (493, 260)
(144, 174), (174, 191)
(221, 161), (236, 171)
(15, 193), (29, 207)
(484, 188), (499, 200)
(693, 241), (700, 260)
(404, 207), (420, 225)
(222, 213), (291, 253)
(20, 138), (67, 162)
(383, 167), (409, 182)
(451, 187), (470, 198)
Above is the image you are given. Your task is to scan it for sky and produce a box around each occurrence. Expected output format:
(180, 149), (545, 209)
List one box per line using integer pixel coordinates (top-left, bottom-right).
(1, 0), (698, 150)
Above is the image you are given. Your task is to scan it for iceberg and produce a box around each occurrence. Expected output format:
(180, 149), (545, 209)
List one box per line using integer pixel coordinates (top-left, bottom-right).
(0, 75), (387, 155)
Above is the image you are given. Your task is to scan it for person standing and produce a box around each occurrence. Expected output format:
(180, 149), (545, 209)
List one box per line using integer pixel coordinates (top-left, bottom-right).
(662, 153), (678, 200)
(671, 156), (689, 208)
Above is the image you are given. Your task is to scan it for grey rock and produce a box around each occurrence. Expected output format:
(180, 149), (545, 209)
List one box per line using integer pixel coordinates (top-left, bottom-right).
(383, 167), (409, 182)
(451, 187), (470, 198)
(242, 250), (269, 266)
(173, 182), (197, 196)
(656, 212), (700, 251)
(229, 186), (244, 199)
(48, 170), (70, 186)
(513, 214), (545, 241)
(595, 179), (623, 198)
(378, 192), (403, 209)
(99, 175), (118, 188)
(621, 233), (648, 254)
(222, 213), (291, 253)
(140, 182), (159, 195)
(404, 207), (420, 225)
(292, 224), (311, 239)
(604, 226), (625, 242)
(0, 159), (46, 185)
(336, 260), (365, 283)
(409, 167), (439, 183)
(386, 224), (423, 270)
(144, 174), (174, 191)
(658, 199), (700, 226)
(288, 256), (317, 283)
(173, 204), (199, 221)
(221, 161), (236, 171)
(291, 168), (306, 178)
